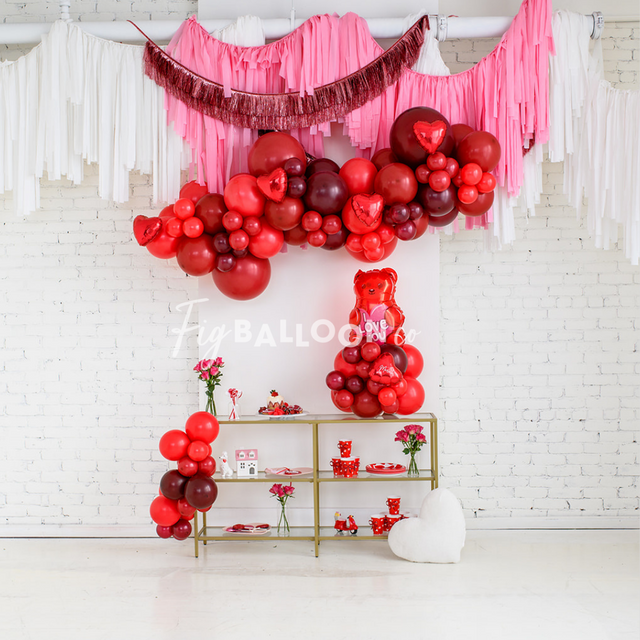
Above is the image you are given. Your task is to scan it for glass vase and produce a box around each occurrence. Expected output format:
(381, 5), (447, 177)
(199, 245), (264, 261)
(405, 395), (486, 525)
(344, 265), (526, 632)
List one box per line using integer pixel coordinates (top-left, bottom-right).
(205, 391), (217, 416)
(277, 502), (290, 535)
(407, 451), (419, 477)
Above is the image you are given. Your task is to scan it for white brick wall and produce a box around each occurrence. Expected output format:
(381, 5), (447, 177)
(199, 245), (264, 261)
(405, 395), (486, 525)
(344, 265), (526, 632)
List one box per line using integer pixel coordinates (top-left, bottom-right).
(0, 7), (638, 532)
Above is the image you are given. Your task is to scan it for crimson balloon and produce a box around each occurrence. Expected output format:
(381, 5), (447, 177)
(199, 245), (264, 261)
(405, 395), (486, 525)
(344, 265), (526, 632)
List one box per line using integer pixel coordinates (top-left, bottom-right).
(284, 224), (308, 246)
(428, 208), (459, 228)
(371, 148), (398, 170)
(156, 524), (173, 539)
(212, 254), (271, 300)
(351, 390), (382, 418)
(159, 430), (190, 461)
(334, 351), (358, 377)
(172, 519), (193, 541)
(455, 190), (495, 216)
(332, 389), (354, 411)
(176, 235), (216, 276)
(456, 131), (501, 172)
(264, 197), (305, 231)
(184, 474), (218, 510)
(326, 370), (346, 390)
(248, 132), (307, 177)
(303, 171), (349, 215)
(321, 227), (348, 251)
(160, 470), (189, 501)
(177, 456), (199, 477)
(374, 163), (418, 206)
(452, 123), (474, 147)
(150, 495), (181, 526)
(177, 497), (197, 518)
(360, 342), (381, 362)
(198, 456), (216, 477)
(195, 194), (227, 235)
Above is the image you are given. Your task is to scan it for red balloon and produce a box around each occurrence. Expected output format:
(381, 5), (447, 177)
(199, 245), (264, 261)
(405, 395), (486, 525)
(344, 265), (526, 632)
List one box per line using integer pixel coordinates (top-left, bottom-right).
(284, 224), (308, 246)
(176, 235), (216, 277)
(362, 232), (381, 251)
(342, 345), (361, 364)
(195, 194), (227, 235)
(445, 157), (460, 178)
(351, 390), (382, 418)
(177, 456), (199, 477)
(360, 341), (381, 362)
(367, 379), (386, 395)
(452, 123), (474, 147)
(303, 171), (350, 216)
(456, 131), (501, 172)
(224, 174), (266, 217)
(301, 211), (323, 232)
(334, 389), (354, 409)
(346, 233), (363, 252)
(248, 132), (307, 177)
(156, 524), (173, 538)
(459, 163), (483, 186)
(242, 215), (262, 237)
(377, 223), (395, 244)
(334, 351), (358, 377)
(198, 456), (216, 477)
(403, 343), (424, 378)
(342, 195), (384, 234)
(322, 215), (342, 235)
(160, 470), (189, 500)
(222, 210), (244, 231)
(172, 518), (193, 540)
(477, 172), (497, 193)
(307, 230), (327, 248)
(374, 163), (418, 206)
(165, 217), (184, 238)
(428, 170), (451, 193)
(150, 495), (180, 526)
(177, 497), (197, 518)
(212, 254), (271, 300)
(396, 377), (425, 415)
(339, 158), (378, 196)
(393, 377), (408, 397)
(174, 198), (196, 220)
(346, 237), (398, 262)
(248, 221), (284, 259)
(180, 180), (209, 205)
(414, 213), (430, 238)
(382, 399), (400, 414)
(355, 360), (372, 379)
(371, 148), (398, 170)
(390, 107), (455, 167)
(188, 441), (209, 462)
(264, 196), (305, 231)
(185, 411), (220, 443)
(378, 387), (397, 407)
(428, 208), (459, 228)
(147, 215), (180, 259)
(415, 164), (431, 184)
(426, 152), (447, 171)
(331, 390), (353, 412)
(184, 474), (218, 510)
(229, 229), (250, 251)
(326, 370), (347, 390)
(457, 185), (478, 205)
(159, 430), (190, 461)
(182, 217), (204, 238)
(456, 190), (494, 216)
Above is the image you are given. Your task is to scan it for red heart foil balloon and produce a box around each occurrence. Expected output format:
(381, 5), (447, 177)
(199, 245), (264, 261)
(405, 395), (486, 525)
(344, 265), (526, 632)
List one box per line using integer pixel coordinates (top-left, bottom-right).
(352, 194), (384, 228)
(133, 215), (163, 246)
(413, 121), (447, 154)
(257, 168), (288, 204)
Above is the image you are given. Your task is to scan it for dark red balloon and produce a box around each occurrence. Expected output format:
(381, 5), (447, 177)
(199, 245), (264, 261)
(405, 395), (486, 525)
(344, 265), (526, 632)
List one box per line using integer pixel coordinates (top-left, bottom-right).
(355, 360), (372, 379)
(345, 375), (365, 395)
(212, 254), (271, 301)
(456, 131), (501, 172)
(284, 224), (308, 246)
(332, 389), (354, 411)
(177, 456), (199, 477)
(452, 123), (474, 147)
(156, 524), (173, 539)
(428, 208), (459, 228)
(417, 184), (456, 216)
(366, 379), (386, 395)
(248, 132), (307, 176)
(455, 190), (495, 217)
(342, 345), (361, 364)
(326, 370), (347, 390)
(264, 196), (305, 231)
(177, 497), (197, 518)
(380, 344), (408, 373)
(414, 213), (430, 238)
(351, 390), (382, 418)
(216, 254), (236, 272)
(160, 470), (189, 501)
(321, 227), (348, 251)
(371, 148), (398, 170)
(176, 235), (216, 277)
(198, 456), (216, 477)
(305, 158), (340, 177)
(390, 107), (455, 168)
(360, 341), (381, 362)
(195, 194), (227, 235)
(303, 171), (349, 216)
(184, 474), (218, 510)
(172, 518), (193, 540)
(374, 163), (418, 206)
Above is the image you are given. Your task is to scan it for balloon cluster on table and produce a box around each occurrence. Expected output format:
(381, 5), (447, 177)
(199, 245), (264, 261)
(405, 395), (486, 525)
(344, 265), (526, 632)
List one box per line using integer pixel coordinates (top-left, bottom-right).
(150, 411), (220, 540)
(325, 268), (425, 417)
(133, 106), (501, 300)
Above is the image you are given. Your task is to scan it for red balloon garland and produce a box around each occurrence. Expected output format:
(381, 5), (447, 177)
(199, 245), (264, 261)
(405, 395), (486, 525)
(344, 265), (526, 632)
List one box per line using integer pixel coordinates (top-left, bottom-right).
(151, 411), (220, 540)
(136, 107), (500, 301)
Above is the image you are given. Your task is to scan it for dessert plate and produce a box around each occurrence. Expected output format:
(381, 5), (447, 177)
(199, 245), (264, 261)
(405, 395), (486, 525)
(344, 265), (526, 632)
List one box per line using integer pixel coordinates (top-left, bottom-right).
(257, 411), (308, 419)
(224, 523), (271, 535)
(365, 463), (407, 475)
(264, 467), (313, 477)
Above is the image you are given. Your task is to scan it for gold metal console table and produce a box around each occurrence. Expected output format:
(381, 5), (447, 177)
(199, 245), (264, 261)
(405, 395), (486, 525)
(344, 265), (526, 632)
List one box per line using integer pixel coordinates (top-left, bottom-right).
(193, 412), (438, 557)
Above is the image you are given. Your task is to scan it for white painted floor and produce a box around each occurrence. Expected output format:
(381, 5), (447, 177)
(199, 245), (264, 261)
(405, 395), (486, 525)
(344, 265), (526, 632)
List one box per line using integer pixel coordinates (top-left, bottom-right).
(0, 531), (638, 640)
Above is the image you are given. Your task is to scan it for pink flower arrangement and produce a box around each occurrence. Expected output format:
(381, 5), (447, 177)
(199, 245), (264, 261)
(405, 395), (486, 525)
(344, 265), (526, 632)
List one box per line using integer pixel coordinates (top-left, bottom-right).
(194, 358), (224, 415)
(395, 424), (427, 476)
(270, 483), (295, 534)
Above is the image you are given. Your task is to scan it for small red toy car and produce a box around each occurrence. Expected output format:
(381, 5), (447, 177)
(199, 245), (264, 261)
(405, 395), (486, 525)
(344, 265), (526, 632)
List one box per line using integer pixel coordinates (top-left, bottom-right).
(334, 513), (358, 535)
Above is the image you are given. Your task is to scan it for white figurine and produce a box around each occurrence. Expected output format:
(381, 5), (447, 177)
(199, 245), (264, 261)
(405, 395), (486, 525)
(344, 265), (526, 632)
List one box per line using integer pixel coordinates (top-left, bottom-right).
(219, 451), (234, 478)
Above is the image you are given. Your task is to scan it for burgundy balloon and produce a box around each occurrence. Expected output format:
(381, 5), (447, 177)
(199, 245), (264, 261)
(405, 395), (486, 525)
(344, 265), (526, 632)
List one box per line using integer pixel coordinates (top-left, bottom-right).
(287, 177), (307, 198)
(366, 379), (386, 395)
(320, 227), (348, 251)
(390, 107), (455, 167)
(195, 194), (227, 235)
(408, 201), (424, 220)
(184, 474), (218, 510)
(212, 232), (231, 254)
(156, 524), (173, 539)
(215, 253), (236, 272)
(342, 345), (361, 364)
(389, 204), (411, 224)
(305, 158), (340, 177)
(455, 190), (495, 216)
(303, 171), (350, 215)
(428, 208), (459, 228)
(417, 184), (456, 216)
(326, 370), (347, 391)
(176, 235), (216, 277)
(345, 375), (365, 395)
(171, 518), (193, 541)
(351, 389), (382, 418)
(160, 470), (189, 501)
(284, 157), (305, 177)
(380, 344), (408, 373)
(233, 248), (249, 258)
(370, 148), (398, 171)
(452, 123), (475, 147)
(395, 220), (417, 241)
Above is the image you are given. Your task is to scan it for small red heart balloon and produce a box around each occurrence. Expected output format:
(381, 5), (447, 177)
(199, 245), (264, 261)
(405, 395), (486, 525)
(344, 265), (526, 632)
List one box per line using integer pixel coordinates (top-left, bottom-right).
(413, 121), (447, 154)
(257, 168), (288, 204)
(352, 194), (384, 227)
(133, 215), (162, 246)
